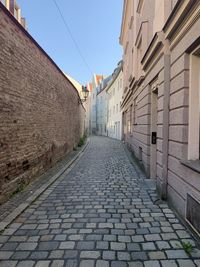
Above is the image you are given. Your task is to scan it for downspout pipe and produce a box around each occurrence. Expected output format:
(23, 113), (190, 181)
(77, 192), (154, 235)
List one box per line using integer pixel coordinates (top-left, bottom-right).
(161, 40), (170, 200)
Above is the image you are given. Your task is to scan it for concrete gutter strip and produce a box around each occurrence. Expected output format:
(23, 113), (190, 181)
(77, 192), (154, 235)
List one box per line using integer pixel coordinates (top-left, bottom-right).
(0, 139), (90, 232)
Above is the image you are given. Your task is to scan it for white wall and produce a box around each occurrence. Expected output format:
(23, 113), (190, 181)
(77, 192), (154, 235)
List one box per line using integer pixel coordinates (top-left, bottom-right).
(107, 70), (123, 140)
(97, 89), (108, 136)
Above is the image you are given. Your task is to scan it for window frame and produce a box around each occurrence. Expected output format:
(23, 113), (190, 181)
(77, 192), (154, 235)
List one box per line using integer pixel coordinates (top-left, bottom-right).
(188, 46), (200, 160)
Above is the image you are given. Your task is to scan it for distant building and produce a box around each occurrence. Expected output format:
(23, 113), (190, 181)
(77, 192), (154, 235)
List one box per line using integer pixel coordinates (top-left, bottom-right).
(87, 74), (103, 135)
(0, 0), (26, 28)
(107, 62), (123, 140)
(84, 83), (92, 135)
(96, 75), (112, 136)
(86, 66), (123, 138)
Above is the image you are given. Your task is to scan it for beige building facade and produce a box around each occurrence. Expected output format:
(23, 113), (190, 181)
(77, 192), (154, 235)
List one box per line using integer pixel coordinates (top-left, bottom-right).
(120, 0), (200, 236)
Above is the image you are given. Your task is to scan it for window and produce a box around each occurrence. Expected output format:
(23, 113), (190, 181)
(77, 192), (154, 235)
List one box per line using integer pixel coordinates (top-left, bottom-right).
(116, 104), (118, 113)
(153, 0), (165, 35)
(188, 47), (200, 160)
(113, 106), (115, 115)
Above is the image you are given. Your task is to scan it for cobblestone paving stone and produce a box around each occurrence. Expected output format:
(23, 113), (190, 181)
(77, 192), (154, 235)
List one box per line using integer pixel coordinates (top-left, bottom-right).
(0, 147), (83, 221)
(0, 136), (199, 266)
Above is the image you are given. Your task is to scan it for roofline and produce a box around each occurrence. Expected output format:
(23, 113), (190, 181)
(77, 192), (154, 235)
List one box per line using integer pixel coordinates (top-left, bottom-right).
(96, 74), (112, 96)
(65, 73), (82, 87)
(93, 74), (103, 88)
(119, 0), (127, 45)
(97, 84), (108, 96)
(0, 2), (83, 106)
(106, 66), (123, 92)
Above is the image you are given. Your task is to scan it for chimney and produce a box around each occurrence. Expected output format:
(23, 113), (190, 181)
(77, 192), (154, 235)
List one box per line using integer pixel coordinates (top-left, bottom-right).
(9, 0), (14, 15)
(15, 3), (21, 23)
(21, 17), (26, 29)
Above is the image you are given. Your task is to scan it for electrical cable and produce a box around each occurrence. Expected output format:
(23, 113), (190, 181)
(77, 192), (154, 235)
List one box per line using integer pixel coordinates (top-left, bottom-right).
(52, 0), (93, 76)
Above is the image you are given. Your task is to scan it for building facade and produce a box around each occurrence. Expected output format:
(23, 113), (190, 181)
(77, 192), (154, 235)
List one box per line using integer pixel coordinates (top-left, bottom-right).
(96, 76), (112, 136)
(120, 0), (200, 236)
(107, 62), (123, 140)
(87, 74), (103, 135)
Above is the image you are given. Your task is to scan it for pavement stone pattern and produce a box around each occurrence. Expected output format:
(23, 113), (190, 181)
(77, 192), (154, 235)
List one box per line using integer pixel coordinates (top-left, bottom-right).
(0, 136), (199, 266)
(0, 147), (83, 222)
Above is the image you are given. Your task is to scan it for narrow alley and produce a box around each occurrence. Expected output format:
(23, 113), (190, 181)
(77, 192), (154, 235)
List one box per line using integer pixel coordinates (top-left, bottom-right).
(0, 137), (199, 267)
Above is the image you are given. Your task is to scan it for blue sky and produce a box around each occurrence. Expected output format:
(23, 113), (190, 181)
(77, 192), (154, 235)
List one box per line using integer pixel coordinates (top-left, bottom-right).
(17, 0), (123, 85)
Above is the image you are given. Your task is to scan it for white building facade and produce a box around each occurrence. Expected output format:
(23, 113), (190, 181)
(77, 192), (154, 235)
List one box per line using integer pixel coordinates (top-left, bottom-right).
(88, 75), (103, 135)
(96, 88), (107, 136)
(96, 76), (112, 136)
(107, 63), (123, 140)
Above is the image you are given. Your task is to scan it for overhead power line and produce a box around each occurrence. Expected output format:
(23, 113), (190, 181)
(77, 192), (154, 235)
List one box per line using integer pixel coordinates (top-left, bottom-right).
(52, 0), (93, 76)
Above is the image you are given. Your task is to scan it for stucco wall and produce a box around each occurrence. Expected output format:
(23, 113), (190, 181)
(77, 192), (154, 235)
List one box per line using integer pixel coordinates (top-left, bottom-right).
(120, 0), (200, 234)
(167, 15), (200, 218)
(97, 89), (108, 137)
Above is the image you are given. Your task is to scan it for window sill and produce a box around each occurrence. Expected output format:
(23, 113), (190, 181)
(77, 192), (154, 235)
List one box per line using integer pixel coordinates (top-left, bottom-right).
(137, 75), (145, 86)
(181, 160), (200, 174)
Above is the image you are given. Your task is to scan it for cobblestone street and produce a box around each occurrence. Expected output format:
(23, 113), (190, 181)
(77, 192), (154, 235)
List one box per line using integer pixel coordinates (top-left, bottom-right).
(0, 137), (199, 267)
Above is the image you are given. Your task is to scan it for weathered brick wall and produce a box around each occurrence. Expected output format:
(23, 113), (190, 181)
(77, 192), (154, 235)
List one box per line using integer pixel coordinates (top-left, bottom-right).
(0, 4), (85, 202)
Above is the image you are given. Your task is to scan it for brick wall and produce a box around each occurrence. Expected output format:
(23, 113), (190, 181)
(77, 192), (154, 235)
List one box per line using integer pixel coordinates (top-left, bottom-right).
(0, 4), (85, 203)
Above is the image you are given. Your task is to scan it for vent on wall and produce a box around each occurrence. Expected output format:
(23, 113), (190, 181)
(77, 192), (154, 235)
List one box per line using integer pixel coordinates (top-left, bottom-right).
(186, 194), (200, 236)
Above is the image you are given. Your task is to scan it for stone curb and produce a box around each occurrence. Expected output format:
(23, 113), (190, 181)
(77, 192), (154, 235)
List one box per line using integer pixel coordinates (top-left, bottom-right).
(0, 139), (90, 232)
(122, 142), (146, 179)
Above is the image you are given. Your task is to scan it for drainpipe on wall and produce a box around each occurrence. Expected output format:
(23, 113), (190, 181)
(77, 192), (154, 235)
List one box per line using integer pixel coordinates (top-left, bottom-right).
(161, 39), (170, 200)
